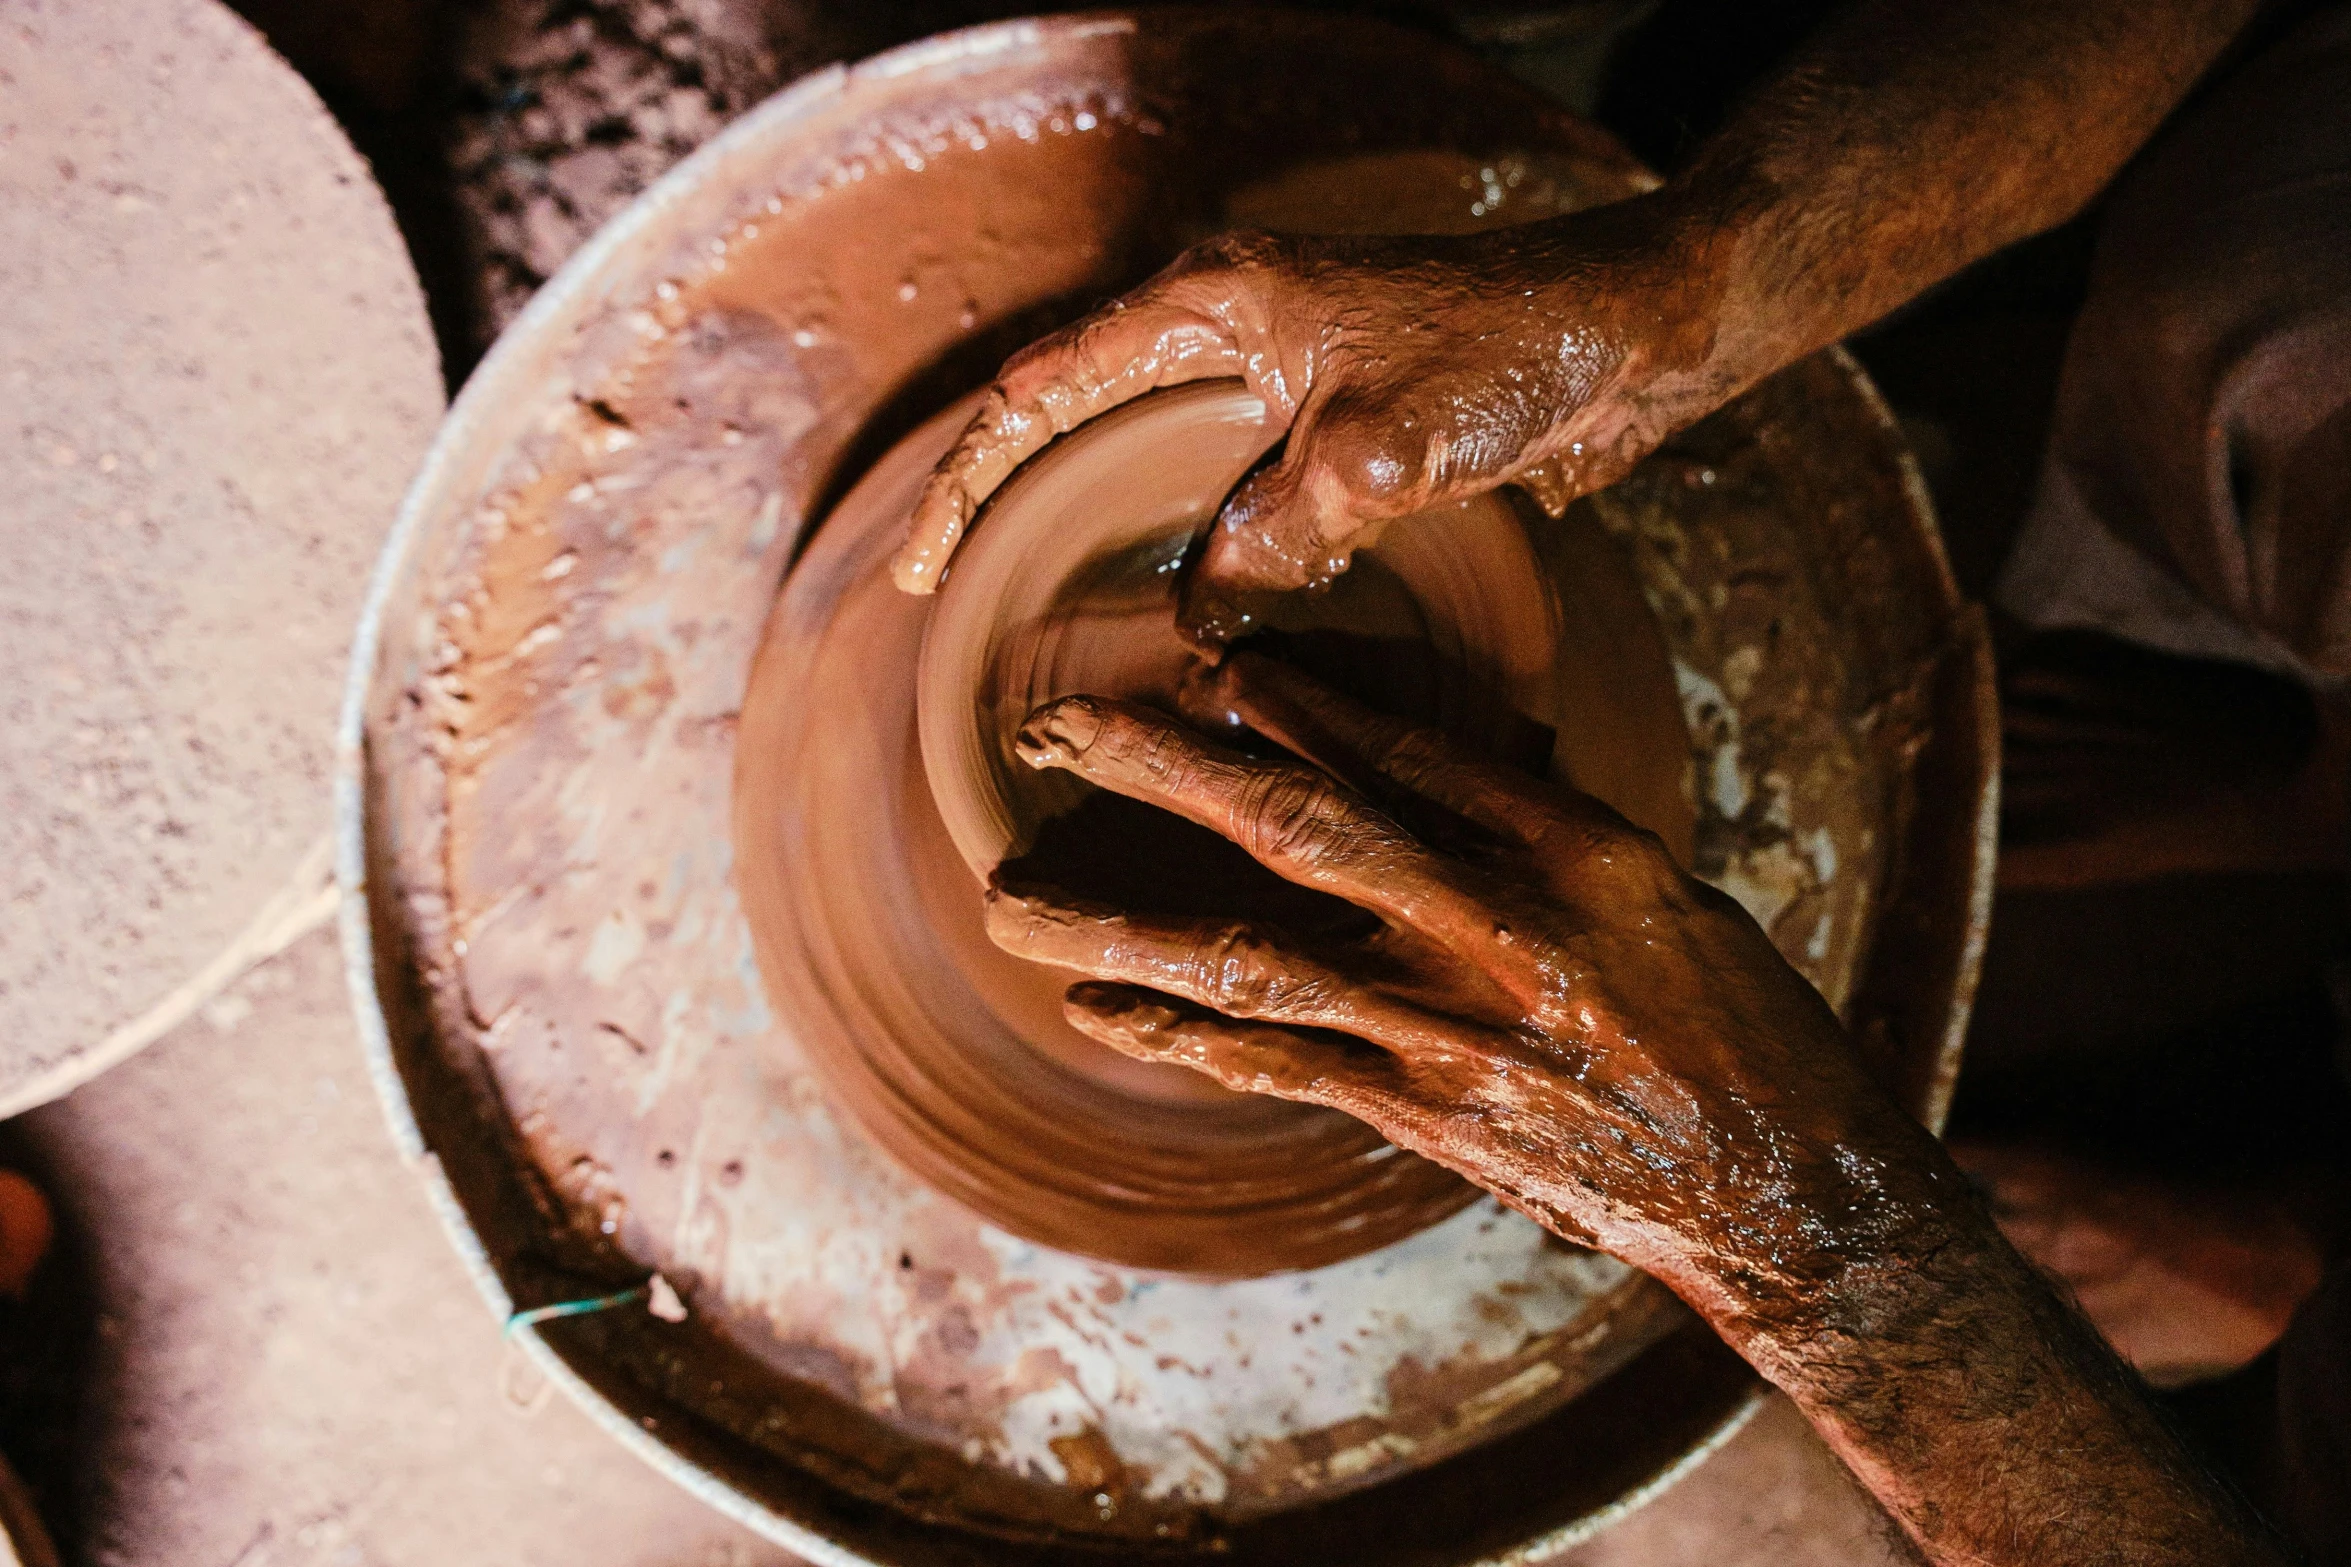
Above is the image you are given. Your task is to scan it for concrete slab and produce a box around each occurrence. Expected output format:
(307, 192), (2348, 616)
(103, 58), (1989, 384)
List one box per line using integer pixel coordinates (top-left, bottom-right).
(0, 0), (442, 1115)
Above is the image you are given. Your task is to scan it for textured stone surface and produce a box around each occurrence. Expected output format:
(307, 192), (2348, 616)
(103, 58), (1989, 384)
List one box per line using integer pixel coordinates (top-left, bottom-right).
(0, 0), (443, 1110)
(442, 0), (1037, 343)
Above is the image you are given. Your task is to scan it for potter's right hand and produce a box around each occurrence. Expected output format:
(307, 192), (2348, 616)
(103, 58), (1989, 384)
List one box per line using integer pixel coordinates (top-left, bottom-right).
(987, 654), (2291, 1567)
(985, 651), (1957, 1310)
(893, 0), (2262, 673)
(889, 210), (1725, 643)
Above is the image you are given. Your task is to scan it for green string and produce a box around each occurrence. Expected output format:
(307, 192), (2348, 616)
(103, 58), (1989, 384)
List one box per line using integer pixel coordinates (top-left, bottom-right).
(503, 1283), (647, 1338)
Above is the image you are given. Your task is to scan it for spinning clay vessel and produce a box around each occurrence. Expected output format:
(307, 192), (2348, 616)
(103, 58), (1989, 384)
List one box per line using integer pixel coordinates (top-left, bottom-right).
(343, 11), (1996, 1562)
(743, 376), (1702, 1282)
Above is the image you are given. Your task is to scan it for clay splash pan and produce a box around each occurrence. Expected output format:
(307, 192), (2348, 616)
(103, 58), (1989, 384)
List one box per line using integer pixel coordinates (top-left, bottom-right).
(341, 11), (1996, 1562)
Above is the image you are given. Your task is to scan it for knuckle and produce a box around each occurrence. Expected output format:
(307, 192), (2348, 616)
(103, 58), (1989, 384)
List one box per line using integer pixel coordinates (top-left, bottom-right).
(1627, 822), (1674, 863)
(1540, 812), (1677, 888)
(1062, 701), (1157, 772)
(1369, 724), (1449, 790)
(1611, 820), (1677, 876)
(1547, 817), (1630, 863)
(1234, 768), (1355, 868)
(995, 333), (1059, 382)
(1187, 924), (1285, 1016)
(996, 323), (1092, 392)
(1186, 228), (1290, 277)
(1135, 727), (1203, 793)
(1303, 408), (1429, 513)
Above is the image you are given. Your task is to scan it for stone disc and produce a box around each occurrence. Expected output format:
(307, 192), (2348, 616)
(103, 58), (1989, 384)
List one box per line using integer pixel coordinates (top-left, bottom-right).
(0, 0), (443, 1113)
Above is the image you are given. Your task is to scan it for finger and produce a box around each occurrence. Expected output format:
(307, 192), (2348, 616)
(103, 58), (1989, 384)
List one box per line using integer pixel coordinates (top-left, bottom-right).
(985, 881), (1497, 1058)
(1064, 983), (1599, 1250)
(1013, 696), (1509, 952)
(891, 293), (1243, 593)
(1182, 651), (1603, 850)
(1511, 454), (1576, 518)
(1177, 370), (1580, 645)
(1060, 981), (1416, 1124)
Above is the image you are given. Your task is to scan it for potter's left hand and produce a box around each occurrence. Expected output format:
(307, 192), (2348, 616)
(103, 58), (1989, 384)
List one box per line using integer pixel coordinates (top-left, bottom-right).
(887, 214), (1716, 644)
(986, 654), (2290, 1567)
(895, 0), (2261, 663)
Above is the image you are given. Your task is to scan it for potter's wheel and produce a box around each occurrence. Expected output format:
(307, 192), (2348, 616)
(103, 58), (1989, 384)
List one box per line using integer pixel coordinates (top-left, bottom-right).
(345, 12), (1995, 1562)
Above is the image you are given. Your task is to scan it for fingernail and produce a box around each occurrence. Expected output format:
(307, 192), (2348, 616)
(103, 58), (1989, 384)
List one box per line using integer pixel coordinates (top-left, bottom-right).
(978, 886), (1028, 950)
(1176, 589), (1250, 653)
(1015, 698), (1101, 769)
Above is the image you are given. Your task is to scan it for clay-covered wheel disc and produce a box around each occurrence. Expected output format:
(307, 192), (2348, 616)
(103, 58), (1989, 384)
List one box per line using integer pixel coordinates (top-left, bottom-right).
(0, 0), (443, 1114)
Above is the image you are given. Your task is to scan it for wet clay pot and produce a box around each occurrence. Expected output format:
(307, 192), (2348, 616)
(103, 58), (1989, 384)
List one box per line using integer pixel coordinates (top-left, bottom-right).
(343, 11), (1996, 1562)
(743, 373), (1709, 1283)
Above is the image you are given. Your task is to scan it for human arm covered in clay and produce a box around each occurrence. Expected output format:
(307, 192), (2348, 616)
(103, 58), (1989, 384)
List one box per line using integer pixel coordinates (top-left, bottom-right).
(985, 653), (2291, 1567)
(893, 0), (2261, 639)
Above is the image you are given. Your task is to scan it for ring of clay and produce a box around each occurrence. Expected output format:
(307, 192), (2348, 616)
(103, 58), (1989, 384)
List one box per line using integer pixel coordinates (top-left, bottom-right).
(918, 380), (1568, 878)
(742, 388), (1506, 1277)
(742, 377), (1701, 1277)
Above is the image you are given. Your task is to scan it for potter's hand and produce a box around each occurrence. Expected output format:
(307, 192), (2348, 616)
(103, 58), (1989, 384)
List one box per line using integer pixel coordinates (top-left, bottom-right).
(986, 652), (1930, 1292)
(990, 655), (2290, 1567)
(889, 216), (1715, 641)
(898, 0), (2261, 651)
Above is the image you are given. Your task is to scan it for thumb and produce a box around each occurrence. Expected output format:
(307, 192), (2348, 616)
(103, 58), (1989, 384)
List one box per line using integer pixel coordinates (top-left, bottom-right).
(1178, 398), (1422, 647)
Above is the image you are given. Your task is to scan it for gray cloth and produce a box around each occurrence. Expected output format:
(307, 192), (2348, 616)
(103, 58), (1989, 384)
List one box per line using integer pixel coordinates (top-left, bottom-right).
(1999, 6), (2351, 687)
(1998, 11), (2351, 1558)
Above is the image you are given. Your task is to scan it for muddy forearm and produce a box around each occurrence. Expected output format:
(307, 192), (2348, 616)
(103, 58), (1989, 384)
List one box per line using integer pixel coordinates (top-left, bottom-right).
(1699, 1148), (2289, 1567)
(1661, 0), (2257, 392)
(1462, 0), (2259, 511)
(992, 665), (2288, 1563)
